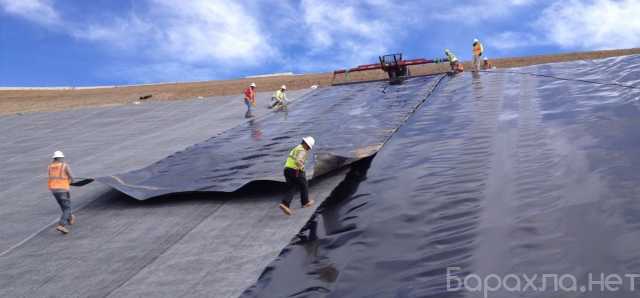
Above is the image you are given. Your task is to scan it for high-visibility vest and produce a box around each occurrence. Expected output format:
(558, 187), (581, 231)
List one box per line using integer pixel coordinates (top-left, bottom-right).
(473, 42), (483, 56)
(274, 89), (286, 102)
(284, 144), (306, 170)
(446, 51), (458, 63)
(48, 162), (70, 191)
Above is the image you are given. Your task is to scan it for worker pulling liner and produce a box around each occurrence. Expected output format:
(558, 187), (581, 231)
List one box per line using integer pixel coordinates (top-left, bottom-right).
(48, 151), (76, 234)
(444, 49), (464, 73)
(270, 85), (288, 111)
(243, 82), (257, 118)
(279, 136), (316, 216)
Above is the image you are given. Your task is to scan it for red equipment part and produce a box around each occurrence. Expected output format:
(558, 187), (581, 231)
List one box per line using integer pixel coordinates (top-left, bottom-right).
(333, 53), (448, 84)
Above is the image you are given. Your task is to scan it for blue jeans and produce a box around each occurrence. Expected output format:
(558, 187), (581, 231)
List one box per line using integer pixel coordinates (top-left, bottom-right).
(53, 192), (72, 226)
(244, 99), (254, 118)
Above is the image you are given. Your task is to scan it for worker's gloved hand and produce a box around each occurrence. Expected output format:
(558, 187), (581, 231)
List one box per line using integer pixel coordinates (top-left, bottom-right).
(479, 53), (482, 56)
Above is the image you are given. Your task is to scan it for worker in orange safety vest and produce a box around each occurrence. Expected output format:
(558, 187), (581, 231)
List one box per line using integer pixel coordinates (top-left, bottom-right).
(48, 151), (75, 234)
(243, 82), (257, 118)
(472, 38), (484, 72)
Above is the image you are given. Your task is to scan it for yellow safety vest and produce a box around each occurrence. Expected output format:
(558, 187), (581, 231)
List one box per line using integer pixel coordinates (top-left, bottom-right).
(274, 89), (286, 102)
(285, 144), (306, 170)
(48, 162), (70, 191)
(446, 51), (458, 63)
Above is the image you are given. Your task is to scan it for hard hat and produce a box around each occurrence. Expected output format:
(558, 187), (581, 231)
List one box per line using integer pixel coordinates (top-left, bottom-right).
(444, 49), (450, 53)
(473, 38), (479, 43)
(52, 151), (64, 158)
(484, 57), (488, 61)
(302, 136), (315, 149)
(250, 82), (256, 87)
(281, 85), (287, 90)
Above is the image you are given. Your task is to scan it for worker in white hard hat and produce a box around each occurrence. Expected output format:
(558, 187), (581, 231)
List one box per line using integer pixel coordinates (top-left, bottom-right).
(270, 84), (288, 110)
(472, 38), (484, 72)
(482, 57), (494, 70)
(279, 136), (316, 215)
(243, 82), (257, 118)
(47, 151), (76, 234)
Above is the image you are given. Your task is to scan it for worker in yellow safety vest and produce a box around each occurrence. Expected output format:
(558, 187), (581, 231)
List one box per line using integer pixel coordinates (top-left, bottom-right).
(445, 49), (463, 73)
(472, 38), (484, 72)
(48, 151), (76, 234)
(270, 85), (288, 110)
(279, 136), (316, 215)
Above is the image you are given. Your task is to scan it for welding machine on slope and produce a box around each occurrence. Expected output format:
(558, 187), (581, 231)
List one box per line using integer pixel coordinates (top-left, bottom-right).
(332, 53), (449, 85)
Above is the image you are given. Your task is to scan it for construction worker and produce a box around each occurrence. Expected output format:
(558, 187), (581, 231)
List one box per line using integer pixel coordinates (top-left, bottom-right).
(444, 49), (463, 73)
(48, 151), (75, 234)
(270, 85), (288, 110)
(482, 57), (494, 70)
(243, 82), (257, 118)
(472, 38), (484, 72)
(279, 136), (316, 216)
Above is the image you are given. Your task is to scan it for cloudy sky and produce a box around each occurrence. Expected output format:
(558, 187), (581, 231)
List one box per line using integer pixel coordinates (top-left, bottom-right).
(1, 0), (639, 86)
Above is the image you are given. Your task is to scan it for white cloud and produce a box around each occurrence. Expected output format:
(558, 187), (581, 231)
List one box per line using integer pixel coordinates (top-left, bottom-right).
(433, 0), (536, 24)
(147, 0), (273, 65)
(1, 0), (275, 81)
(538, 0), (640, 50)
(69, 0), (274, 67)
(0, 0), (60, 26)
(295, 0), (403, 70)
(486, 31), (544, 50)
(488, 0), (640, 53)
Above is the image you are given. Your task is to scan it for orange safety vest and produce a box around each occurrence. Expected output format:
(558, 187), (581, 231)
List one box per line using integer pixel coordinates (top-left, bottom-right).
(473, 42), (483, 56)
(48, 162), (70, 191)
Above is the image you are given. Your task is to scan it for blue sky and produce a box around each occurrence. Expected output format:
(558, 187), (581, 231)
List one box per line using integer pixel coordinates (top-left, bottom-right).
(1, 0), (639, 87)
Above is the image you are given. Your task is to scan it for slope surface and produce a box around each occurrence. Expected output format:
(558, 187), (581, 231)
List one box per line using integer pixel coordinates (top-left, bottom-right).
(0, 89), (310, 256)
(98, 76), (444, 200)
(242, 55), (640, 297)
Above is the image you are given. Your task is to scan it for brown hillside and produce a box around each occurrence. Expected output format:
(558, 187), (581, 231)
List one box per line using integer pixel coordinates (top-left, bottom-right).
(1, 48), (639, 115)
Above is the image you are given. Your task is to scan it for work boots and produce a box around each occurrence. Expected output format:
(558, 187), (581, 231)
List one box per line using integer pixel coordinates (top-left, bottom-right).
(303, 200), (315, 208)
(279, 204), (293, 216)
(55, 225), (69, 234)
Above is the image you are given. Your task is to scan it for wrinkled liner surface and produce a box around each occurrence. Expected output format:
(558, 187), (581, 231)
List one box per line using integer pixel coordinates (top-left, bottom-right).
(97, 75), (443, 200)
(241, 55), (640, 297)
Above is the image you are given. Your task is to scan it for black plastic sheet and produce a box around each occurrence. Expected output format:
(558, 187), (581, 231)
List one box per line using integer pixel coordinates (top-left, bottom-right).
(242, 55), (640, 297)
(97, 75), (444, 200)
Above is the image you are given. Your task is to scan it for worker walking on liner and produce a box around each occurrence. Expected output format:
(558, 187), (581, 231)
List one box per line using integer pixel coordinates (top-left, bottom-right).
(444, 49), (463, 73)
(279, 137), (316, 216)
(48, 151), (76, 234)
(472, 38), (484, 72)
(243, 82), (257, 118)
(270, 85), (288, 110)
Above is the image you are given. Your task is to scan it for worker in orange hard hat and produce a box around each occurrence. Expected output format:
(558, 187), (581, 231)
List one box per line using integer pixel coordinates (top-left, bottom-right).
(243, 82), (257, 118)
(279, 136), (316, 216)
(472, 38), (484, 72)
(48, 151), (76, 234)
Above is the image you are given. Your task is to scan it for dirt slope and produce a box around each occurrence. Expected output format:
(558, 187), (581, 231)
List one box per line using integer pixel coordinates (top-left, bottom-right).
(1, 48), (639, 115)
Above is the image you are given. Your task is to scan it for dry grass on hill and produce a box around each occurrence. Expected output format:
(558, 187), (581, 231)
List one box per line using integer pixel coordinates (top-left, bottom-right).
(1, 48), (638, 115)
